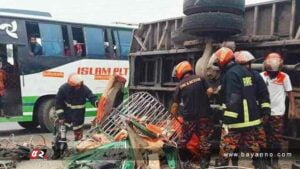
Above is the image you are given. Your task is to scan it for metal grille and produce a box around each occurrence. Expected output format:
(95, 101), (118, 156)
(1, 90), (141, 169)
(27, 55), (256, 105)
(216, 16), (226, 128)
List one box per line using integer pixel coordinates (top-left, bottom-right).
(98, 92), (179, 142)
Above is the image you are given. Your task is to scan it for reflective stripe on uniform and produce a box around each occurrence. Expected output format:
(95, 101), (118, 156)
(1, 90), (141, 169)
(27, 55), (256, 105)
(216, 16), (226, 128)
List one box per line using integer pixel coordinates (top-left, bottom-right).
(261, 102), (271, 108)
(73, 124), (83, 130)
(64, 123), (72, 128)
(64, 102), (85, 109)
(56, 109), (64, 114)
(243, 99), (249, 122)
(224, 119), (262, 129)
(224, 111), (238, 118)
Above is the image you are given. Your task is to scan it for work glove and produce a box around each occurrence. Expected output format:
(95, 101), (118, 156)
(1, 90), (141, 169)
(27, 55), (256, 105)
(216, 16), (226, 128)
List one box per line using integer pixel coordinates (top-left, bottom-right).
(261, 107), (271, 115)
(262, 114), (270, 125)
(260, 107), (271, 122)
(169, 102), (179, 118)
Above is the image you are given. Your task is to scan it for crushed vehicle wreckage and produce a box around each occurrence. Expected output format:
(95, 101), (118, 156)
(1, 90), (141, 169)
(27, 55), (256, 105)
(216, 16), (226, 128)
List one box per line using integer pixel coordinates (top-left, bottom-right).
(67, 91), (181, 169)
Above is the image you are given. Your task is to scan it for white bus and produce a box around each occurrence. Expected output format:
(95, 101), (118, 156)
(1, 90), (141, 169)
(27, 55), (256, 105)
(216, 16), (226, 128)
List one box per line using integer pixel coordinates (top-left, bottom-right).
(0, 9), (133, 132)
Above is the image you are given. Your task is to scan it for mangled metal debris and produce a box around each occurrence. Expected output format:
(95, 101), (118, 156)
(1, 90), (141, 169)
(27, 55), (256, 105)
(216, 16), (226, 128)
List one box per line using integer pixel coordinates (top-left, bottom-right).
(68, 92), (181, 169)
(91, 92), (180, 142)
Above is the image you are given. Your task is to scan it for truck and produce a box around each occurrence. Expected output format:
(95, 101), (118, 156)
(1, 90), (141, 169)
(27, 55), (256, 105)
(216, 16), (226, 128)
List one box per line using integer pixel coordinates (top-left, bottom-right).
(129, 0), (300, 152)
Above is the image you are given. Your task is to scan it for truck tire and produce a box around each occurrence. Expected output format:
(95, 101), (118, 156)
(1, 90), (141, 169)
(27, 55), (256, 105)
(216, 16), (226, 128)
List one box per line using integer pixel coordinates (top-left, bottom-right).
(18, 121), (39, 130)
(38, 98), (56, 132)
(183, 0), (245, 15)
(182, 12), (243, 37)
(171, 29), (198, 44)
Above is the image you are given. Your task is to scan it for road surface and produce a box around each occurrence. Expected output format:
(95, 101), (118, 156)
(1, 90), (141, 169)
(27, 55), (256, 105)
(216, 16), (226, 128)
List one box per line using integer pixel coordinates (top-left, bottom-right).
(0, 122), (297, 169)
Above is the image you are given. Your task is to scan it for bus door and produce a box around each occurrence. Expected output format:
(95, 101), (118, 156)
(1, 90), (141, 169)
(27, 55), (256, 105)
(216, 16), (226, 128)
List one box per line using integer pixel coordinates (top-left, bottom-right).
(0, 44), (22, 117)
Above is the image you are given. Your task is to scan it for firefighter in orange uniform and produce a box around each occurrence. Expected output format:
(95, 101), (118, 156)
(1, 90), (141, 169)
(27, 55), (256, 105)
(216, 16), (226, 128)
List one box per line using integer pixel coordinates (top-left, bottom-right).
(234, 51), (271, 167)
(210, 47), (263, 168)
(170, 61), (214, 169)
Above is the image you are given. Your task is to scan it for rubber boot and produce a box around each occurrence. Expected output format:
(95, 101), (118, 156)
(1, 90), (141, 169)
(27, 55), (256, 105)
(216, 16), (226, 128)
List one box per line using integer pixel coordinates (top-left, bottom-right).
(270, 147), (281, 169)
(231, 149), (239, 168)
(179, 148), (190, 168)
(253, 157), (268, 169)
(271, 156), (281, 169)
(232, 158), (239, 169)
(200, 155), (211, 169)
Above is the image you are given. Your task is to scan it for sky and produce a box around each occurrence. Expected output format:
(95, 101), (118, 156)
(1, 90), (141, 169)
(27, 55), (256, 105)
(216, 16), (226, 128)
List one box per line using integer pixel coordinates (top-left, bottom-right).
(0, 0), (272, 26)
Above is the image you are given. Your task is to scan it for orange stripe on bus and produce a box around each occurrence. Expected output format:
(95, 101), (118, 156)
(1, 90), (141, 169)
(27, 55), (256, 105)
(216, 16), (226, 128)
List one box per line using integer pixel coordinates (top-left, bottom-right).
(94, 75), (110, 80)
(42, 71), (64, 78)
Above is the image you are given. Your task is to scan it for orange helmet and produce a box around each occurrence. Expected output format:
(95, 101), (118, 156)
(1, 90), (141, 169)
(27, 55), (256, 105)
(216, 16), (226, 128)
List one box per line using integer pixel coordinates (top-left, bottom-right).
(172, 61), (193, 80)
(263, 53), (283, 71)
(214, 47), (234, 68)
(67, 73), (83, 87)
(234, 51), (255, 64)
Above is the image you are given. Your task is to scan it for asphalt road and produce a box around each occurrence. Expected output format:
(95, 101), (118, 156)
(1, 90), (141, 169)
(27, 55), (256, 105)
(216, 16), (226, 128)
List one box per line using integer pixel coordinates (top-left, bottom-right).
(0, 121), (93, 169)
(0, 122), (297, 169)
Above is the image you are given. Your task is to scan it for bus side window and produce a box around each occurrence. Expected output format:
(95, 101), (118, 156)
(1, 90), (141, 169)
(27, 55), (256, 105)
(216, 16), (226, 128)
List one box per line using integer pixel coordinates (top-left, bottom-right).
(39, 23), (64, 57)
(72, 27), (86, 57)
(83, 27), (105, 59)
(104, 30), (113, 59)
(112, 29), (132, 60)
(25, 22), (43, 56)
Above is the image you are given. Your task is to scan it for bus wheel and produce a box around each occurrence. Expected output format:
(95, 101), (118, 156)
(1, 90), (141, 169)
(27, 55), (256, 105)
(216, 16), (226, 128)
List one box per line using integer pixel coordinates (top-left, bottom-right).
(38, 98), (57, 132)
(18, 121), (39, 130)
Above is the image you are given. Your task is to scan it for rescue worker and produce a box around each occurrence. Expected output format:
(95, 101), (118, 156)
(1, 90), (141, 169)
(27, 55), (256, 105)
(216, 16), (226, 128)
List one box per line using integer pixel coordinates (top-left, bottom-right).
(260, 53), (296, 169)
(234, 51), (271, 168)
(55, 73), (98, 141)
(210, 47), (262, 167)
(170, 61), (213, 169)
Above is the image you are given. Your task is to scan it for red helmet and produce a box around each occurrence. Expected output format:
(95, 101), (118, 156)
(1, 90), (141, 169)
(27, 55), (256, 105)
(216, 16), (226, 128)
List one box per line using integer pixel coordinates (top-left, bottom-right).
(264, 53), (283, 71)
(234, 51), (255, 64)
(68, 73), (83, 87)
(214, 47), (234, 68)
(172, 61), (193, 80)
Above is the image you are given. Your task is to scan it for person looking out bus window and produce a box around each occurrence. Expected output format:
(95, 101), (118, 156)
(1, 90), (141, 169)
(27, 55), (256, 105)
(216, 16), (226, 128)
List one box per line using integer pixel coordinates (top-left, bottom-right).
(74, 41), (83, 57)
(29, 37), (43, 56)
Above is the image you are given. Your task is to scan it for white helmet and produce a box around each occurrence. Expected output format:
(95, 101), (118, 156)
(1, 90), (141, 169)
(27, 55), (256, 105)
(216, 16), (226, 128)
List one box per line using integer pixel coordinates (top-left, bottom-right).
(67, 73), (83, 87)
(234, 51), (255, 64)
